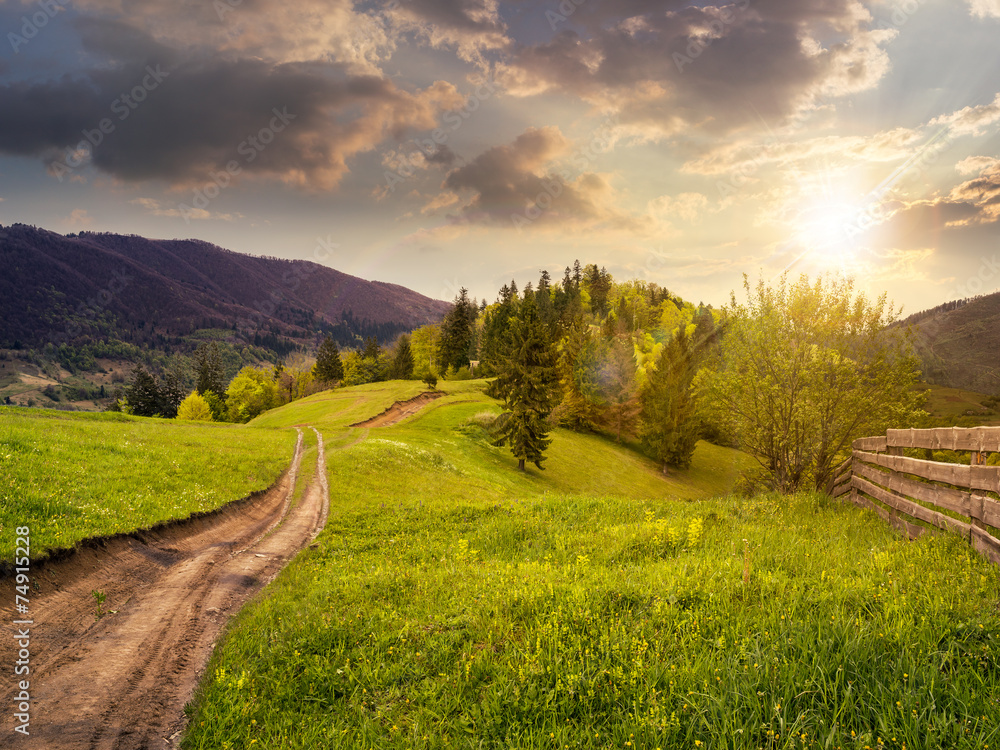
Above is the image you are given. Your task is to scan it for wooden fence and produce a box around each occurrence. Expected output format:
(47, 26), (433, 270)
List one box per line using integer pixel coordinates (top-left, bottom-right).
(830, 427), (1000, 566)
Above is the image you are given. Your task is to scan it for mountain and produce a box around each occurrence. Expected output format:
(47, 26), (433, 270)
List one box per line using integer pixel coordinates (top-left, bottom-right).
(903, 292), (1000, 395)
(0, 224), (450, 352)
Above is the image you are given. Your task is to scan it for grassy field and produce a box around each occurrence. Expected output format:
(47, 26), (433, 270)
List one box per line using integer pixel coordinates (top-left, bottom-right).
(183, 382), (1000, 750)
(0, 406), (298, 561)
(917, 382), (999, 426)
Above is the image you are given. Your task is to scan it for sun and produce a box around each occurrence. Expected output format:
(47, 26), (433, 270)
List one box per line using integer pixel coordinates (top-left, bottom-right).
(790, 198), (864, 271)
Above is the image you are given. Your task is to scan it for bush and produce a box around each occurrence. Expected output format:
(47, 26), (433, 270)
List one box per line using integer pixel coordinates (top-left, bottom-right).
(177, 391), (214, 421)
(422, 371), (438, 390)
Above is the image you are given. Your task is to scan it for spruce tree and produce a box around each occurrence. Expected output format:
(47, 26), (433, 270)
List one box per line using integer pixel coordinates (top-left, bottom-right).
(125, 365), (163, 417)
(194, 341), (226, 397)
(391, 335), (415, 379)
(314, 335), (344, 383)
(438, 288), (476, 371)
(639, 327), (700, 471)
(489, 292), (558, 471)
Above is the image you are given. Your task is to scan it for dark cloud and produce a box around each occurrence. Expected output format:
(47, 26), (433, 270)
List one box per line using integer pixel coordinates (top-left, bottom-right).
(498, 0), (891, 137)
(0, 55), (462, 187)
(440, 126), (646, 230)
(425, 144), (458, 165)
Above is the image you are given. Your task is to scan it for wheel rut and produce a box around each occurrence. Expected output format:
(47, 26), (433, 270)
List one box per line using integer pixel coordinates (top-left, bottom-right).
(0, 427), (332, 749)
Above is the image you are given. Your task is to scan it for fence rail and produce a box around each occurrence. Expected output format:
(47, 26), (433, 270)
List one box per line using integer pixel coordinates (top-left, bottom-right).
(830, 427), (1000, 566)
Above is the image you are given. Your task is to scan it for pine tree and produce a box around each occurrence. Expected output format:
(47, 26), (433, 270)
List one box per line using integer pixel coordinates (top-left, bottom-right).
(314, 335), (344, 383)
(194, 341), (226, 397)
(391, 335), (415, 379)
(125, 365), (163, 417)
(362, 336), (382, 360)
(489, 293), (558, 471)
(639, 327), (700, 471)
(439, 288), (477, 371)
(599, 336), (641, 443)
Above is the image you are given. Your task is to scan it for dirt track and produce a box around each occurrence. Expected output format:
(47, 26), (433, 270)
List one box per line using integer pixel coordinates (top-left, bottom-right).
(1, 427), (331, 749)
(351, 391), (442, 428)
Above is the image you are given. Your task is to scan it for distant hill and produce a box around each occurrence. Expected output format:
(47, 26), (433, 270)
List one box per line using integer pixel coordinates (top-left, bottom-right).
(0, 224), (450, 353)
(903, 292), (1000, 395)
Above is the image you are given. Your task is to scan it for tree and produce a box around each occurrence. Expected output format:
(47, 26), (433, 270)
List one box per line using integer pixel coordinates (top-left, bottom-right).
(597, 336), (641, 443)
(640, 327), (700, 471)
(439, 288), (477, 371)
(177, 390), (213, 421)
(390, 335), (415, 379)
(699, 274), (924, 493)
(314, 335), (344, 384)
(423, 371), (438, 390)
(226, 366), (279, 423)
(194, 341), (227, 397)
(362, 336), (382, 361)
(488, 293), (558, 471)
(125, 365), (166, 417)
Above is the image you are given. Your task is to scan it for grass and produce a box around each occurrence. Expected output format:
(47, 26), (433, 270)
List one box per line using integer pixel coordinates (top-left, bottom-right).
(917, 382), (999, 426)
(182, 383), (1000, 750)
(0, 406), (298, 561)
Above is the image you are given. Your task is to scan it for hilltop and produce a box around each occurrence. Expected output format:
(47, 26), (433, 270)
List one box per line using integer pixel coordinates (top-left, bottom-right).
(0, 224), (449, 352)
(904, 291), (1000, 395)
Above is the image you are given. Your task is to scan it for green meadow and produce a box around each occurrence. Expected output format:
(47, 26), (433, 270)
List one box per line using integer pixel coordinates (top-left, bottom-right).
(0, 406), (298, 560)
(179, 382), (1000, 750)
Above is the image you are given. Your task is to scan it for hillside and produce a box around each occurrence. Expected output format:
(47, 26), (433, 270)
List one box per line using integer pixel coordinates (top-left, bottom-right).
(0, 224), (450, 351)
(904, 291), (1000, 394)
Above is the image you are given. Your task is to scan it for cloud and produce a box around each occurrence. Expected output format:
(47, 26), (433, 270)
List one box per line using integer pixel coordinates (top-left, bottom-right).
(437, 126), (647, 231)
(495, 0), (895, 139)
(0, 57), (464, 189)
(929, 92), (1000, 137)
(59, 208), (94, 228)
(71, 0), (394, 73)
(129, 197), (240, 222)
(648, 193), (710, 222)
(383, 0), (511, 63)
(967, 0), (1000, 19)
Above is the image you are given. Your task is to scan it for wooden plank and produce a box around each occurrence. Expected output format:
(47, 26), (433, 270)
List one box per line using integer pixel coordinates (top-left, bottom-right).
(887, 426), (1000, 452)
(972, 495), (1000, 529)
(854, 450), (974, 489)
(852, 460), (973, 517)
(853, 436), (887, 452)
(835, 457), (853, 477)
(833, 480), (851, 498)
(889, 511), (927, 540)
(853, 475), (971, 537)
(971, 465), (1000, 494)
(971, 525), (1000, 566)
(851, 478), (890, 522)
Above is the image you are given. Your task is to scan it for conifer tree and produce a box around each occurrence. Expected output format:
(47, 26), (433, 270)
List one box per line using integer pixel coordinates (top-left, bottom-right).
(391, 335), (415, 379)
(639, 327), (700, 471)
(489, 292), (558, 471)
(314, 335), (344, 384)
(439, 288), (477, 371)
(194, 341), (226, 397)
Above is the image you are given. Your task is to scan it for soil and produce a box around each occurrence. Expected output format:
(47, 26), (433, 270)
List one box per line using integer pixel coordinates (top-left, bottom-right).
(350, 391), (442, 428)
(0, 427), (331, 749)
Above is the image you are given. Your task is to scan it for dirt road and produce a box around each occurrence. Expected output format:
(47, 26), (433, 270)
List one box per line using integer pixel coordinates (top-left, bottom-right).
(351, 391), (442, 428)
(1, 427), (331, 749)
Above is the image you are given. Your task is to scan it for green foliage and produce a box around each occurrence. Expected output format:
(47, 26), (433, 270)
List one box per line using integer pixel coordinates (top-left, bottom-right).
(313, 335), (344, 384)
(124, 364), (183, 418)
(640, 327), (701, 471)
(422, 371), (438, 390)
(194, 341), (227, 397)
(342, 350), (390, 387)
(202, 390), (228, 422)
(390, 335), (415, 380)
(438, 287), (478, 371)
(700, 274), (925, 493)
(489, 293), (558, 471)
(177, 390), (214, 421)
(225, 366), (279, 423)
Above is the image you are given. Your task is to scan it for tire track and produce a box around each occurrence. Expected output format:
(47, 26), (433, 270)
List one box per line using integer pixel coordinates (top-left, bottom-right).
(0, 427), (332, 749)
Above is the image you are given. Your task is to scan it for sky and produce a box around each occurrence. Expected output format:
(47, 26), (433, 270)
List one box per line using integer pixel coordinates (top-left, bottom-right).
(0, 0), (998, 314)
